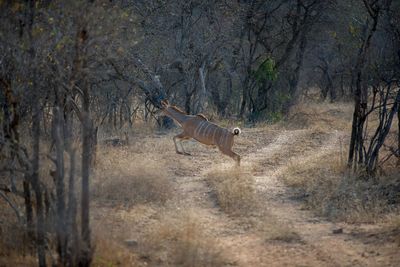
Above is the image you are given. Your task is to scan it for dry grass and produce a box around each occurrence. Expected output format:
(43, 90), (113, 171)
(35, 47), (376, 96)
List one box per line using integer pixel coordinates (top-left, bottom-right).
(279, 100), (400, 223)
(205, 164), (301, 242)
(206, 166), (257, 216)
(285, 101), (353, 131)
(256, 215), (302, 243)
(92, 237), (141, 267)
(92, 145), (174, 206)
(0, 213), (36, 267)
(137, 209), (227, 267)
(387, 214), (400, 245)
(0, 251), (36, 267)
(280, 148), (400, 223)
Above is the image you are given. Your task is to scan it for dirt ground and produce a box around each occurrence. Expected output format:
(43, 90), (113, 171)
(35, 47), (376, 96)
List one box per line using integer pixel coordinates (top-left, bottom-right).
(91, 105), (400, 267)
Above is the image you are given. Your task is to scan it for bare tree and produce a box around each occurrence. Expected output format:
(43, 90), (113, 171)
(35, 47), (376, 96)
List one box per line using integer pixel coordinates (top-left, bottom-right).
(347, 0), (400, 175)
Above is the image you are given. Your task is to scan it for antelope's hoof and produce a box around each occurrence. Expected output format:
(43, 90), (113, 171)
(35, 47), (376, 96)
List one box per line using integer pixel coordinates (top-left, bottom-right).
(176, 151), (184, 155)
(184, 152), (192, 156)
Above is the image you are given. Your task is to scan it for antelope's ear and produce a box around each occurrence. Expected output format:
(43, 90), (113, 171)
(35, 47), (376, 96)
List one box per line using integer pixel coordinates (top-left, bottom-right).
(160, 99), (169, 108)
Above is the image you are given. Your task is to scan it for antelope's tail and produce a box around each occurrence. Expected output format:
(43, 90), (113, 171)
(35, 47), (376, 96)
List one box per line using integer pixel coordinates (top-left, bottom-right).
(232, 127), (241, 136)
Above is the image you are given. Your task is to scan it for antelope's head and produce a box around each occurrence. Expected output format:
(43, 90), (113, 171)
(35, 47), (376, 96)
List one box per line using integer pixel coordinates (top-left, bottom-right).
(160, 99), (170, 109)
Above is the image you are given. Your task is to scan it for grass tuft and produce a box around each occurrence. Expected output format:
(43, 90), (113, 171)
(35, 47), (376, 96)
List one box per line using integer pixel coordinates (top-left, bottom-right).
(137, 209), (227, 267)
(92, 146), (174, 206)
(206, 166), (257, 216)
(92, 237), (141, 267)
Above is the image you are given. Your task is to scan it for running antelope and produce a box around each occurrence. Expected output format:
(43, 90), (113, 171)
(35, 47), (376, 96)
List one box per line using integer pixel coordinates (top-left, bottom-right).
(161, 100), (241, 165)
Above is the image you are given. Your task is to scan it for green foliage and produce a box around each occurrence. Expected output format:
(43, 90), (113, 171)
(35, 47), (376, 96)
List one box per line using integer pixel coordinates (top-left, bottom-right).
(330, 31), (337, 39)
(277, 91), (291, 103)
(348, 23), (360, 39)
(254, 58), (278, 83)
(266, 111), (283, 123)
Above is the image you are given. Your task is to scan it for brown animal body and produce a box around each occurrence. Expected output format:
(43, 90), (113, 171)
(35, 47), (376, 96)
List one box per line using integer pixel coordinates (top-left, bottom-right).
(161, 100), (241, 165)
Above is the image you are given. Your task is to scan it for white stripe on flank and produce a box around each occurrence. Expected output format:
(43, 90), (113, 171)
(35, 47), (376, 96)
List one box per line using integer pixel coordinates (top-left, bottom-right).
(226, 131), (231, 147)
(212, 127), (218, 144)
(222, 131), (228, 148)
(204, 122), (211, 138)
(204, 124), (212, 139)
(219, 129), (225, 145)
(193, 121), (201, 137)
(201, 124), (208, 138)
(196, 121), (207, 138)
(200, 122), (208, 137)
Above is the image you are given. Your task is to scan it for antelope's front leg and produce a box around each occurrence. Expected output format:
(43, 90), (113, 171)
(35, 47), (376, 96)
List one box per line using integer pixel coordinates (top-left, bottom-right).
(180, 141), (191, 156)
(173, 133), (191, 156)
(173, 135), (183, 154)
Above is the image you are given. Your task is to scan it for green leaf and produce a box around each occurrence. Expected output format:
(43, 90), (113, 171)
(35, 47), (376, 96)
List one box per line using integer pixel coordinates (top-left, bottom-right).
(254, 57), (278, 83)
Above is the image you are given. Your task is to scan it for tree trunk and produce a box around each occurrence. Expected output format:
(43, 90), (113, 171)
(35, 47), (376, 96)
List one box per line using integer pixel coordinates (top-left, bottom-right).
(23, 180), (33, 238)
(197, 61), (208, 113)
(239, 73), (251, 118)
(398, 103), (400, 166)
(185, 90), (192, 114)
(348, 6), (379, 169)
(79, 27), (92, 267)
(53, 99), (66, 264)
(66, 148), (78, 266)
(31, 87), (47, 267)
(287, 30), (308, 111)
(80, 88), (92, 267)
(27, 0), (47, 265)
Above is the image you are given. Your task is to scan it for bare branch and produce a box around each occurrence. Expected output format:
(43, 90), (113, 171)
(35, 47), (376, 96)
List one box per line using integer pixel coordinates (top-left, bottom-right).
(0, 191), (22, 223)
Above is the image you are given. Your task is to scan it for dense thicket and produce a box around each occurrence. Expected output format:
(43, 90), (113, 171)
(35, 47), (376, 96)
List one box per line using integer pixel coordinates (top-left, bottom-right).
(0, 0), (399, 266)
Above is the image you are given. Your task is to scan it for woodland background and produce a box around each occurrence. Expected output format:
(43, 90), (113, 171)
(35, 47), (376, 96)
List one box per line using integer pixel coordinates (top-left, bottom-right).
(0, 0), (399, 266)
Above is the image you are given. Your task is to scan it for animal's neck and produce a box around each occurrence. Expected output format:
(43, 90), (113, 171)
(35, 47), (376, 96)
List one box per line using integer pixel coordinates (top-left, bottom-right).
(163, 107), (190, 125)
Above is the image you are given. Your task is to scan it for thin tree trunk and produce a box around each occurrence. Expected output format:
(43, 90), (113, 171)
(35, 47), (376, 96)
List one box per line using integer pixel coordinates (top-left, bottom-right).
(348, 104), (360, 168)
(239, 74), (250, 117)
(398, 103), (400, 166)
(63, 91), (78, 266)
(366, 90), (400, 173)
(27, 0), (46, 265)
(119, 102), (123, 129)
(66, 148), (78, 266)
(348, 6), (379, 169)
(80, 87), (92, 266)
(287, 30), (308, 112)
(32, 90), (47, 267)
(198, 60), (207, 113)
(185, 90), (192, 114)
(79, 27), (92, 267)
(53, 99), (66, 264)
(23, 180), (33, 237)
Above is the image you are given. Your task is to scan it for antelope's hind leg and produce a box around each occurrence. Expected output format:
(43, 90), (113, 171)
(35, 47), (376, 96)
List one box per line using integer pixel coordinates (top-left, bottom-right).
(219, 147), (241, 166)
(173, 132), (191, 156)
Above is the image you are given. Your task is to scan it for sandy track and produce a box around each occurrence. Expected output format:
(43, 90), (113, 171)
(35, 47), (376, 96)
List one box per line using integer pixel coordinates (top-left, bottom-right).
(171, 129), (397, 266)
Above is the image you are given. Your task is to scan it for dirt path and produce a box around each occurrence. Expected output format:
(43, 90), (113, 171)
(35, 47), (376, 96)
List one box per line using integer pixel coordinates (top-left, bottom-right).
(248, 130), (378, 267)
(170, 129), (397, 267)
(92, 125), (398, 266)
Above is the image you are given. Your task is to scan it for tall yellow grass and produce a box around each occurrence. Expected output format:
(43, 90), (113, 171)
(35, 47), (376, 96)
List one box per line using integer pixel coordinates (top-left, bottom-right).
(137, 209), (226, 266)
(92, 145), (174, 206)
(206, 166), (257, 216)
